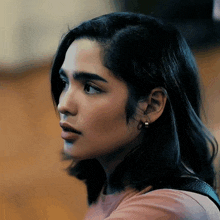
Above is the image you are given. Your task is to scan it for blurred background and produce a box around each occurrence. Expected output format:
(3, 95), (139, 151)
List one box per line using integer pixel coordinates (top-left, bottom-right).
(0, 0), (220, 219)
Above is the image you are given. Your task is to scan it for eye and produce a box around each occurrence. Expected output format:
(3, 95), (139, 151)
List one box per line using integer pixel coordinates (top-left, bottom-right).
(60, 76), (69, 90)
(84, 83), (102, 94)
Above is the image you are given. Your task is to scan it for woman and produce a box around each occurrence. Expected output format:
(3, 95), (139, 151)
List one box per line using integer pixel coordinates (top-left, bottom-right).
(50, 12), (219, 219)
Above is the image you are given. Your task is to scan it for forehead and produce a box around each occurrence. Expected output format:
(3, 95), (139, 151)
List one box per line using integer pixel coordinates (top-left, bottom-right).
(61, 39), (103, 72)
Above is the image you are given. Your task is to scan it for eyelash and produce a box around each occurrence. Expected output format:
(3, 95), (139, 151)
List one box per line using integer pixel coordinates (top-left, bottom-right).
(60, 77), (102, 94)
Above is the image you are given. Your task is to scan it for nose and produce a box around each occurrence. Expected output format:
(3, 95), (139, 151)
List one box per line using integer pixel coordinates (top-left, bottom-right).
(57, 89), (77, 116)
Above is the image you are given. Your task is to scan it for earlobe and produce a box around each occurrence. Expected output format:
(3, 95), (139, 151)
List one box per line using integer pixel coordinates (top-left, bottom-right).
(142, 88), (167, 124)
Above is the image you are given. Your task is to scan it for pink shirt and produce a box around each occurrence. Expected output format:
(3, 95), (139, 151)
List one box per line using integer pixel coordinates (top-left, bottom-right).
(84, 186), (220, 219)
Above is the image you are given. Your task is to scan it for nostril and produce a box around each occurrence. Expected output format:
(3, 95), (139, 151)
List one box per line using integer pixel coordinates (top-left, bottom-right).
(58, 105), (67, 115)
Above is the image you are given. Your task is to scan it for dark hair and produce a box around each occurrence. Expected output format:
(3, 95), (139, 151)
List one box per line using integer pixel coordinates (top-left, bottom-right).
(50, 12), (218, 205)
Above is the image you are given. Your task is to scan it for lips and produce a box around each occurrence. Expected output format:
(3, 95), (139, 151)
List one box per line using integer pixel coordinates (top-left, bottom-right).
(59, 122), (81, 140)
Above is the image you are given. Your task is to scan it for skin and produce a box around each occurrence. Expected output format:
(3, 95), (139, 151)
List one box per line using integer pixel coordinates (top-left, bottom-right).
(58, 39), (167, 193)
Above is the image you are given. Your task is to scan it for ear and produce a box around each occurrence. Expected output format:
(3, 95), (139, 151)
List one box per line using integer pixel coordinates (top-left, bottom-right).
(138, 87), (167, 124)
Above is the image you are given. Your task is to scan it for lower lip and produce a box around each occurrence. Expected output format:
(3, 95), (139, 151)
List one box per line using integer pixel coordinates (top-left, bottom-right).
(61, 131), (79, 140)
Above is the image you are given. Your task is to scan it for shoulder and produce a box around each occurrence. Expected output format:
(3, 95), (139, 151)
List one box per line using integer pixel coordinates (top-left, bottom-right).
(106, 189), (219, 220)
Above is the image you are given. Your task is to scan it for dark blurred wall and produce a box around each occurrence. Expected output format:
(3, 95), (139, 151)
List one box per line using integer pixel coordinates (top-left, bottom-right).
(117, 0), (220, 49)
(121, 0), (213, 19)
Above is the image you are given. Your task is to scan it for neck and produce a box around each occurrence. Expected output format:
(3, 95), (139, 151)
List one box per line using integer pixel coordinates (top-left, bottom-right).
(97, 133), (144, 195)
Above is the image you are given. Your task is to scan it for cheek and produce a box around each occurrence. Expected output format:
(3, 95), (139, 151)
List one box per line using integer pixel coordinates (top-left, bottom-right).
(82, 98), (128, 136)
(91, 105), (126, 133)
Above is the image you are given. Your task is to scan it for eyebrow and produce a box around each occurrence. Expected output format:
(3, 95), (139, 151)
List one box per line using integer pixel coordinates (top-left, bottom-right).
(59, 69), (108, 83)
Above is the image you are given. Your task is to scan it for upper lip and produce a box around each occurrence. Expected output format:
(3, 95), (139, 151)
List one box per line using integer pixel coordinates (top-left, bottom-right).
(59, 122), (82, 135)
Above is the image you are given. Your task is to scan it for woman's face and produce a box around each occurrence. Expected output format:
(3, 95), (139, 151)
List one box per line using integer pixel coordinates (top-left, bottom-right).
(58, 39), (142, 160)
